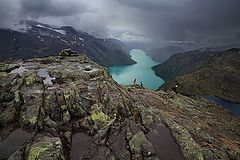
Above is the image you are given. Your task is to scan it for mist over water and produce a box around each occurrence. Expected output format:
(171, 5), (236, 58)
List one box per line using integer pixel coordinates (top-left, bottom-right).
(108, 49), (164, 90)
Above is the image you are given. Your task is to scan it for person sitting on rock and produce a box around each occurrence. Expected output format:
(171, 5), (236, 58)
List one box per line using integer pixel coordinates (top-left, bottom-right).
(133, 78), (136, 86)
(140, 81), (143, 87)
(172, 84), (178, 94)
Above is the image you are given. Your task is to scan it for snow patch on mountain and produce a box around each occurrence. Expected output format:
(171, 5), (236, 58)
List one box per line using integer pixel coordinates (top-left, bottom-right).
(36, 24), (66, 35)
(10, 24), (32, 33)
(79, 37), (84, 41)
(61, 39), (68, 44)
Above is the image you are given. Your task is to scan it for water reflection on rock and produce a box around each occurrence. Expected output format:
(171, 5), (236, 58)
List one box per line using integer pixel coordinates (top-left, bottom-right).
(71, 132), (97, 160)
(37, 68), (55, 84)
(10, 63), (28, 76)
(146, 126), (184, 160)
(0, 129), (33, 159)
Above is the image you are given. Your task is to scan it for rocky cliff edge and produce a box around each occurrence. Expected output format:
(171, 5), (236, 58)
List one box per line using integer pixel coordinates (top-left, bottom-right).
(0, 50), (239, 160)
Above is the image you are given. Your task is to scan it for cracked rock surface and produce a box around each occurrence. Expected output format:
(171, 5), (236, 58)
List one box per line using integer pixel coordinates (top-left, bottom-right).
(0, 53), (239, 160)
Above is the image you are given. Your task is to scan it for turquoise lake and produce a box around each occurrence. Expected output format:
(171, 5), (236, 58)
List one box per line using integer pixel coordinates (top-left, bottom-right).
(108, 49), (165, 90)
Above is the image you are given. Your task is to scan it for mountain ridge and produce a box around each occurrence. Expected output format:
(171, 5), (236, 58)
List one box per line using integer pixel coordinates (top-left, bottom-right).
(152, 50), (216, 81)
(0, 20), (136, 67)
(155, 48), (240, 103)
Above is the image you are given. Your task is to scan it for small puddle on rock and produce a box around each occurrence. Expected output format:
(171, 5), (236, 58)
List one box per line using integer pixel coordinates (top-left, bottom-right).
(83, 68), (99, 73)
(10, 62), (37, 76)
(10, 63), (28, 76)
(146, 126), (184, 160)
(71, 133), (96, 160)
(37, 69), (55, 84)
(48, 86), (57, 90)
(0, 129), (33, 159)
(47, 65), (61, 69)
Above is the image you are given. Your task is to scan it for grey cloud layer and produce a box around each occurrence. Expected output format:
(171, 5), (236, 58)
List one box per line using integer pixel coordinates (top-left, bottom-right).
(115, 0), (240, 44)
(0, 0), (240, 44)
(20, 0), (89, 18)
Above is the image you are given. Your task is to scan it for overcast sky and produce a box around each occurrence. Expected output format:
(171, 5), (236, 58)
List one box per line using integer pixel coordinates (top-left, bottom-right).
(1, 0), (240, 45)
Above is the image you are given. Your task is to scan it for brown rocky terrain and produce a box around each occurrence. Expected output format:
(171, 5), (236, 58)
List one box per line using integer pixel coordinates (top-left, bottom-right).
(0, 50), (239, 160)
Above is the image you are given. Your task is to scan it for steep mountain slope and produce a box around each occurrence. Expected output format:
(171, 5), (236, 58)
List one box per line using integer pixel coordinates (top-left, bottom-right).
(147, 46), (185, 63)
(152, 50), (216, 81)
(0, 50), (239, 160)
(146, 40), (240, 64)
(0, 20), (135, 67)
(159, 48), (240, 103)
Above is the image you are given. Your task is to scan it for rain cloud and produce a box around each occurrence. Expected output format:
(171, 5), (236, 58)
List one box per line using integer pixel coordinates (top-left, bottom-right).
(0, 0), (240, 45)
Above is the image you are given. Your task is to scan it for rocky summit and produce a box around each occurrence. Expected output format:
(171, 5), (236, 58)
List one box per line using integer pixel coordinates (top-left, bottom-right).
(0, 50), (239, 160)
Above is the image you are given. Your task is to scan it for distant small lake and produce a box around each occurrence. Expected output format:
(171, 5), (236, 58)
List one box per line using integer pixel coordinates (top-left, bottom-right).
(203, 95), (240, 117)
(108, 49), (164, 90)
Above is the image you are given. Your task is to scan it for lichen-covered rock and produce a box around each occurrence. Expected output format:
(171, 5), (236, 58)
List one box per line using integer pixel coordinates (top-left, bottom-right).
(129, 131), (155, 159)
(0, 104), (19, 127)
(0, 51), (239, 160)
(163, 117), (204, 160)
(26, 135), (64, 160)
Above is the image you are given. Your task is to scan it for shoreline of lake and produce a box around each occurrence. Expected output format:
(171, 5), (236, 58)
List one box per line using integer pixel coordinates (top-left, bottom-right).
(203, 95), (240, 117)
(108, 49), (165, 90)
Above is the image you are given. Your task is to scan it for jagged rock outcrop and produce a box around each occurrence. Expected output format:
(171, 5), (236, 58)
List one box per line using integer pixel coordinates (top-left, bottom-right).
(0, 51), (239, 160)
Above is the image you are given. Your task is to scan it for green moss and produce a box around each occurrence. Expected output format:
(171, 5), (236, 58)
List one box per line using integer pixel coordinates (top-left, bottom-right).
(64, 94), (70, 100)
(126, 130), (133, 140)
(61, 105), (67, 111)
(55, 141), (62, 145)
(91, 111), (110, 125)
(26, 75), (35, 85)
(103, 94), (108, 101)
(63, 111), (71, 122)
(63, 89), (74, 100)
(91, 103), (100, 110)
(70, 82), (76, 86)
(61, 155), (65, 160)
(35, 90), (43, 94)
(53, 69), (59, 73)
(29, 115), (38, 124)
(28, 146), (48, 160)
(14, 91), (20, 103)
(22, 95), (26, 103)
(129, 131), (154, 158)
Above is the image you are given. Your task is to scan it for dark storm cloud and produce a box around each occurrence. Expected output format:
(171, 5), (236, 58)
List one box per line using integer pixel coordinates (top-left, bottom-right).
(114, 0), (240, 44)
(0, 0), (89, 27)
(0, 0), (240, 45)
(19, 0), (88, 18)
(0, 0), (18, 28)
